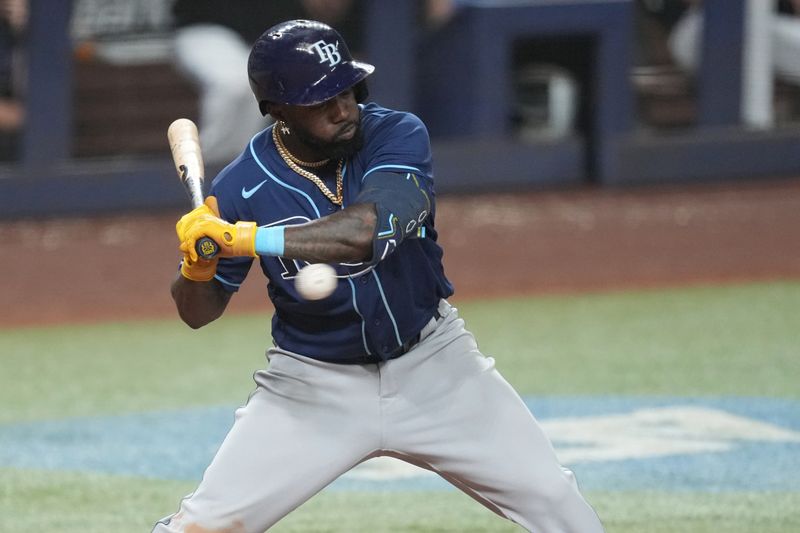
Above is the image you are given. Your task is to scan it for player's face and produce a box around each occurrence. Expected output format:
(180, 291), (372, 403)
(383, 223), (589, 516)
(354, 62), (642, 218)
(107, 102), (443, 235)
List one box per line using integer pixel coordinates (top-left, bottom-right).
(282, 88), (363, 160)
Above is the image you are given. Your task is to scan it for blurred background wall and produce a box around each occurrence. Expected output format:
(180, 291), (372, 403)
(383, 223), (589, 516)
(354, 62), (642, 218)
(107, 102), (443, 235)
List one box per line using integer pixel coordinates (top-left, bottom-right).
(1, 0), (800, 218)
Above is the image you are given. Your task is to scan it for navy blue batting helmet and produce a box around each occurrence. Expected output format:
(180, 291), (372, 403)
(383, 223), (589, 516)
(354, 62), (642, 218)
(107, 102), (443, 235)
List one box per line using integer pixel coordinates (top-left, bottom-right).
(247, 19), (375, 114)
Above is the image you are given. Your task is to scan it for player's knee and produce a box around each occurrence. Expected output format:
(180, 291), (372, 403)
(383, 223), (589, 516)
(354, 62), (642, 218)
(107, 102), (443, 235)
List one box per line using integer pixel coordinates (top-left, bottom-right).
(560, 466), (579, 490)
(529, 469), (578, 511)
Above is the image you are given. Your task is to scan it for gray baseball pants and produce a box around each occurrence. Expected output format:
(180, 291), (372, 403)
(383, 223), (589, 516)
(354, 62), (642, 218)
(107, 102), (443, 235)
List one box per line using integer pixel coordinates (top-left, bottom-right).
(153, 300), (604, 532)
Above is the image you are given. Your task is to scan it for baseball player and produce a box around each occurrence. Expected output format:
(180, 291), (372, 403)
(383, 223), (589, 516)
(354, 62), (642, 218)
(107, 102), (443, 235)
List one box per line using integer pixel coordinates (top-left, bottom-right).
(156, 19), (604, 533)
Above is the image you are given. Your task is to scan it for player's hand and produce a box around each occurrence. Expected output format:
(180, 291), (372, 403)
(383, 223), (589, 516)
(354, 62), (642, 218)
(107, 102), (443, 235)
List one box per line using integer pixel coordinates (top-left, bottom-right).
(177, 197), (258, 260)
(176, 196), (220, 242)
(180, 254), (218, 282)
(180, 218), (257, 259)
(176, 197), (221, 281)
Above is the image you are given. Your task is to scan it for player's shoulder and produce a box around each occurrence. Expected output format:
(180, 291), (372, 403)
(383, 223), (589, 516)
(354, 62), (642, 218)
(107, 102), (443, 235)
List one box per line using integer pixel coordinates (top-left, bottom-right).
(210, 129), (270, 192)
(360, 102), (429, 138)
(208, 129), (274, 218)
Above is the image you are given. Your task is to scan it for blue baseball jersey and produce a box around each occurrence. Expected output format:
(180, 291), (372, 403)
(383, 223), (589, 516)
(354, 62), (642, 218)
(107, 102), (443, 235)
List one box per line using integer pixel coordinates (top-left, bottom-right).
(209, 103), (454, 362)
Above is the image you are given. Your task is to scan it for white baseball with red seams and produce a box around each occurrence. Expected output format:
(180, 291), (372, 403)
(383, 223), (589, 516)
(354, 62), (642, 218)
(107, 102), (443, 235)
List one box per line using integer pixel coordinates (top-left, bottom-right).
(295, 263), (337, 300)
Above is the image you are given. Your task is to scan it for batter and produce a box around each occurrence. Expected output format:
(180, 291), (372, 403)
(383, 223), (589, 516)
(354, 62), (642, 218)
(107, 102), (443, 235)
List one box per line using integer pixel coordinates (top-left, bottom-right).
(156, 19), (604, 533)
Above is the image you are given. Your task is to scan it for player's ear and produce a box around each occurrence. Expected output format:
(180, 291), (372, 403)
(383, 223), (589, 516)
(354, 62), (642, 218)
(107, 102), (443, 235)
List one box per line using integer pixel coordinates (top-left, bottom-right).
(264, 102), (283, 122)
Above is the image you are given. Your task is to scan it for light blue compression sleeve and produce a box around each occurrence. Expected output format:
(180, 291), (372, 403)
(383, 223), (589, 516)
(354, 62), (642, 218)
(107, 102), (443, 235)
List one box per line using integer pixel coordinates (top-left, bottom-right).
(254, 226), (285, 256)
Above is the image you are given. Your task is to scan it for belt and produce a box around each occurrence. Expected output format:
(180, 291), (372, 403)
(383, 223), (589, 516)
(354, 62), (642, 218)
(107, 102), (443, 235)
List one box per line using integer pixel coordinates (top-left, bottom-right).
(342, 307), (443, 365)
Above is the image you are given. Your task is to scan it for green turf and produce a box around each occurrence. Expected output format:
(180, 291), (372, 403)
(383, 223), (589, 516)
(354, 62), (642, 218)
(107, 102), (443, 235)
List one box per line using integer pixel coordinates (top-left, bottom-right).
(2, 469), (799, 533)
(1, 280), (799, 531)
(461, 281), (800, 397)
(1, 281), (797, 423)
(276, 490), (800, 533)
(0, 316), (269, 422)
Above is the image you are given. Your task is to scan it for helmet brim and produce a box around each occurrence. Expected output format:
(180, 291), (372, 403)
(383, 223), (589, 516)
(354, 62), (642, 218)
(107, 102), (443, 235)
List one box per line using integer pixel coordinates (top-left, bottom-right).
(290, 59), (375, 106)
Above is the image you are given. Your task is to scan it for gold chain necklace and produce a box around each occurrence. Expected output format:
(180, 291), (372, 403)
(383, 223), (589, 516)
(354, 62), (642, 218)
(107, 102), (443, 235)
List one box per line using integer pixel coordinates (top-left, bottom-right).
(272, 123), (343, 206)
(274, 121), (330, 168)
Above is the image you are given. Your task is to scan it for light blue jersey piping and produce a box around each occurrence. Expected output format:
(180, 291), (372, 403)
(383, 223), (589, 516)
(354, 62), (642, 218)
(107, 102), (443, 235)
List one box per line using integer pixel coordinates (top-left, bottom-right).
(249, 132), (321, 219)
(362, 164), (423, 181)
(372, 270), (403, 346)
(359, 164), (428, 349)
(214, 274), (242, 288)
(250, 131), (379, 352)
(360, 165), (415, 349)
(347, 278), (371, 355)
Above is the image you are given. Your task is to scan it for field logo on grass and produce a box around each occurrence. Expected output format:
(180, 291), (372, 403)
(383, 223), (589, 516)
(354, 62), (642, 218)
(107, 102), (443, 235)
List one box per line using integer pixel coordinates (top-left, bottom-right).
(345, 405), (800, 480)
(543, 405), (800, 463)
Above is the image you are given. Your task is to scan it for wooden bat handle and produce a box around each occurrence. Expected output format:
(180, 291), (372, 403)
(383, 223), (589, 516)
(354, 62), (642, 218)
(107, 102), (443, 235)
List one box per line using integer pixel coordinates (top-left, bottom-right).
(167, 118), (219, 260)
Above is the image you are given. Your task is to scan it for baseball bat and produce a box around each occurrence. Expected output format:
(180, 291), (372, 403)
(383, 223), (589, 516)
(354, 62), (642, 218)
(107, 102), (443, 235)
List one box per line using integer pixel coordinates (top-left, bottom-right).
(167, 118), (219, 260)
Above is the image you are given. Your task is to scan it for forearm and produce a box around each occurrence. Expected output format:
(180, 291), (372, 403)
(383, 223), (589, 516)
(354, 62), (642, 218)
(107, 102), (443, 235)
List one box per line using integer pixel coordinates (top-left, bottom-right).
(277, 202), (377, 263)
(180, 200), (378, 263)
(171, 274), (232, 328)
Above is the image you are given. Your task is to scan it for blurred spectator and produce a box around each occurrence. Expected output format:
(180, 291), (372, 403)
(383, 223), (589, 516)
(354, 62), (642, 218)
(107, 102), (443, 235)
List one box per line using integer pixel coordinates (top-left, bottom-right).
(0, 0), (26, 160)
(171, 0), (363, 165)
(635, 0), (688, 66)
(668, 0), (800, 127)
(424, 0), (459, 30)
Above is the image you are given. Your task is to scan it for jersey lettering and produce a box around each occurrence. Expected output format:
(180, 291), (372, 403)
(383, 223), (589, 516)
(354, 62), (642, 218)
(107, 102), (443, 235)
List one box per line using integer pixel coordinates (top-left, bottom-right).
(277, 257), (306, 280)
(265, 216), (372, 280)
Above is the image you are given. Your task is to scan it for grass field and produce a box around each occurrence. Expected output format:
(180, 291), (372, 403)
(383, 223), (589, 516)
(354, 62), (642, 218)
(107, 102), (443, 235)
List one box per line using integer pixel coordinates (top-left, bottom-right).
(1, 280), (799, 532)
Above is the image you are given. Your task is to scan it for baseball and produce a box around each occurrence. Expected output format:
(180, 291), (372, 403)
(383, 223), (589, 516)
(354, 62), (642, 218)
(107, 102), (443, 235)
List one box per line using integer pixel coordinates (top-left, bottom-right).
(295, 263), (337, 300)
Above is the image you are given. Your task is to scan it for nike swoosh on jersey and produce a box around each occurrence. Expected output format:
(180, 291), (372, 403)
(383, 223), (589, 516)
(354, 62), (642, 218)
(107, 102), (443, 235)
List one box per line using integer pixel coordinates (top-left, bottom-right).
(241, 180), (268, 199)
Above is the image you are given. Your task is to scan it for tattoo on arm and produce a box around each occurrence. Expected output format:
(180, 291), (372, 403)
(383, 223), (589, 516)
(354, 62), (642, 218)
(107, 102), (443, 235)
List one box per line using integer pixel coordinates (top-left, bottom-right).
(284, 203), (377, 263)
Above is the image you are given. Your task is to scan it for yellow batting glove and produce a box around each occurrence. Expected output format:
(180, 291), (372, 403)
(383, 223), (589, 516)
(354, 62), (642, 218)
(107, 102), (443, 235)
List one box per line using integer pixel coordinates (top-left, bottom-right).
(176, 196), (221, 281)
(176, 195), (257, 260)
(180, 217), (257, 260)
(176, 196), (220, 242)
(180, 254), (218, 282)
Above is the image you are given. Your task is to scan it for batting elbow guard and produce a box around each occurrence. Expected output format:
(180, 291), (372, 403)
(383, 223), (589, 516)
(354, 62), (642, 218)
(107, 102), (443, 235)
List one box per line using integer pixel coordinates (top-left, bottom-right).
(356, 171), (431, 264)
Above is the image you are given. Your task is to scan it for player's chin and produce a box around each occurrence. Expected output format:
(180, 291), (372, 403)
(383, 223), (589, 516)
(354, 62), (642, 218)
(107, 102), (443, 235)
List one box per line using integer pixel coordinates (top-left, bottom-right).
(337, 122), (357, 141)
(326, 124), (364, 159)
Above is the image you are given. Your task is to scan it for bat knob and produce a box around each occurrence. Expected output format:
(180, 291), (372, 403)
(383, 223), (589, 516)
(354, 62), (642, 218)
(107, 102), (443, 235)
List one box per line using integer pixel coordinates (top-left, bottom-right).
(196, 237), (219, 260)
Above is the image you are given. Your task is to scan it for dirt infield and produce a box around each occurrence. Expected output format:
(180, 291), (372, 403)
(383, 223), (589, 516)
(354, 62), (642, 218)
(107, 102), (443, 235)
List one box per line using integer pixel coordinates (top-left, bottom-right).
(3, 177), (800, 327)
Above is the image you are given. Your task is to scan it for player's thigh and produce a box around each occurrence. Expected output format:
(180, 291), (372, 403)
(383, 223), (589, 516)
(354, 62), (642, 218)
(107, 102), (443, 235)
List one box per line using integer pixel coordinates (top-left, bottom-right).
(160, 354), (381, 532)
(392, 331), (574, 506)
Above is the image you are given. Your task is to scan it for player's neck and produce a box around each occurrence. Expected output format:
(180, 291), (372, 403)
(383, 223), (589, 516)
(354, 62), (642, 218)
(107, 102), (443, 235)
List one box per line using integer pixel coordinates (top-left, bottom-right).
(274, 121), (330, 166)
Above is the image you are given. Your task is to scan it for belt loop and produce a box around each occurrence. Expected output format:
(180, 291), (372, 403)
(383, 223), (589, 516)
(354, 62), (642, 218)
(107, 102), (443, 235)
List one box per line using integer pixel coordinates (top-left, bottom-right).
(437, 298), (451, 319)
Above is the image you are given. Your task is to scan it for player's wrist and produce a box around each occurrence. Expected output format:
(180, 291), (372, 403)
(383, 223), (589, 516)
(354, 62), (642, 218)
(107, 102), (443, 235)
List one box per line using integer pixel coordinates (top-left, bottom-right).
(254, 226), (285, 256)
(230, 221), (258, 257)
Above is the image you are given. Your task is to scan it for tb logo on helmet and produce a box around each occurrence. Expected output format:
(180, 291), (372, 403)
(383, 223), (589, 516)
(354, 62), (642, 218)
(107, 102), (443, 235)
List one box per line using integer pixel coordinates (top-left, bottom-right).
(248, 20), (374, 109)
(311, 40), (341, 68)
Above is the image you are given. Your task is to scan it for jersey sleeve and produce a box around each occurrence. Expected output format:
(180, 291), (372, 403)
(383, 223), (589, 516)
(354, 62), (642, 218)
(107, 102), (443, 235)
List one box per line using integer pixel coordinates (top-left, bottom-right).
(356, 110), (435, 265)
(362, 110), (433, 178)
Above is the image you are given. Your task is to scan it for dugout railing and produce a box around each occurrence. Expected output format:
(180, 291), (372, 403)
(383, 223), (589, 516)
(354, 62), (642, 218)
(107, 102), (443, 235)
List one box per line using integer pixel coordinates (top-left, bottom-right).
(1, 0), (800, 219)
